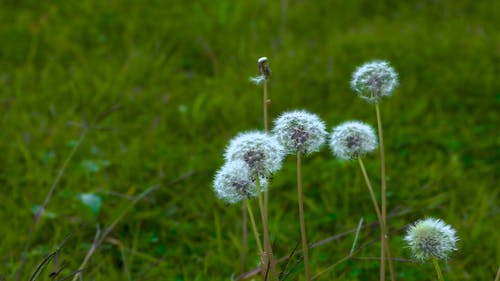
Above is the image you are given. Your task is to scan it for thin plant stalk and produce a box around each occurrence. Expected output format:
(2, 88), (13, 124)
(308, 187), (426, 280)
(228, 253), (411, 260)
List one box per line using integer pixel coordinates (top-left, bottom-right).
(358, 157), (395, 281)
(375, 102), (396, 281)
(262, 79), (278, 280)
(72, 185), (159, 281)
(432, 258), (444, 281)
(297, 151), (311, 280)
(241, 203), (248, 273)
(255, 177), (278, 280)
(245, 200), (264, 259)
(15, 128), (88, 281)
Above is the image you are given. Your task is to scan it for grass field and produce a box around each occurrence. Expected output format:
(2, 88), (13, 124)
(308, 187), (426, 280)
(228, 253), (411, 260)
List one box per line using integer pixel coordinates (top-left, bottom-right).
(0, 1), (498, 280)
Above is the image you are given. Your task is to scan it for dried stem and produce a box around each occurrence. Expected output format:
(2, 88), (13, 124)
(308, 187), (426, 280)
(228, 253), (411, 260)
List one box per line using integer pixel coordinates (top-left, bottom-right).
(15, 128), (88, 281)
(262, 79), (278, 280)
(375, 103), (396, 281)
(297, 151), (311, 280)
(235, 208), (409, 280)
(72, 186), (154, 281)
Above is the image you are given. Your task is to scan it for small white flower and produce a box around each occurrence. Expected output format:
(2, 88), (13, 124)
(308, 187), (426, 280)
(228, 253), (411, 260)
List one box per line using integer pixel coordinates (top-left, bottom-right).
(213, 160), (268, 204)
(224, 131), (285, 177)
(350, 60), (398, 103)
(329, 121), (378, 160)
(272, 110), (327, 155)
(404, 218), (458, 261)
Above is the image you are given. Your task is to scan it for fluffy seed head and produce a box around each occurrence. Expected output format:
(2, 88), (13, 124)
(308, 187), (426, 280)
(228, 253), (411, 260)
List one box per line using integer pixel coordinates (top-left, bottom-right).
(224, 131), (285, 177)
(404, 218), (458, 261)
(213, 160), (268, 204)
(272, 110), (327, 155)
(350, 60), (398, 103)
(329, 121), (378, 160)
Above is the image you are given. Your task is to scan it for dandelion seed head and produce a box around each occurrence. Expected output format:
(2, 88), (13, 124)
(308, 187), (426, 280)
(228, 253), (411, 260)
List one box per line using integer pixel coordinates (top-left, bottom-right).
(272, 110), (327, 155)
(329, 121), (378, 160)
(404, 218), (458, 261)
(213, 160), (268, 204)
(224, 131), (285, 177)
(350, 60), (398, 103)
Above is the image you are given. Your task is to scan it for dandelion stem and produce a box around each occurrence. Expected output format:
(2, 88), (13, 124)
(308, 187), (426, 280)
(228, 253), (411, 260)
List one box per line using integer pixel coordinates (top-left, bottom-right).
(432, 258), (444, 281)
(261, 79), (278, 280)
(241, 202), (248, 273)
(358, 157), (395, 281)
(246, 200), (264, 259)
(256, 177), (277, 280)
(297, 151), (311, 281)
(375, 102), (396, 281)
(264, 80), (269, 132)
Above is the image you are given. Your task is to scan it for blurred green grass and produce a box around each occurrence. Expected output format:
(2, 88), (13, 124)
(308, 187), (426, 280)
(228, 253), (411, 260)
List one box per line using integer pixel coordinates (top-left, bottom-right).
(0, 0), (498, 280)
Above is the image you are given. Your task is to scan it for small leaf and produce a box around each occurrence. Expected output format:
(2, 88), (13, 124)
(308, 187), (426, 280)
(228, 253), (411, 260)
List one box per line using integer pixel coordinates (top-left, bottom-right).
(77, 193), (103, 215)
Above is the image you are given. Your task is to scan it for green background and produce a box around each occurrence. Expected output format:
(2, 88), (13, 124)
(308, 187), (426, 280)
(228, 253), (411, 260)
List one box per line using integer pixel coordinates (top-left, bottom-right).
(0, 0), (498, 280)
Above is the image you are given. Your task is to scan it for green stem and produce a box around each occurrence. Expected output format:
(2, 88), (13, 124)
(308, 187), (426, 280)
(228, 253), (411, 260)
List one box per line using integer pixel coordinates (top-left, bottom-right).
(432, 258), (444, 281)
(241, 202), (248, 273)
(246, 200), (264, 259)
(375, 103), (396, 281)
(358, 157), (395, 280)
(297, 152), (311, 281)
(256, 177), (277, 280)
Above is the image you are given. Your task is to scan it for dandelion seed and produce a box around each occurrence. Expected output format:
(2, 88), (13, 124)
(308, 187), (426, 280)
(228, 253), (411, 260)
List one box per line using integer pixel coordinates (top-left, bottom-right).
(250, 57), (271, 85)
(213, 160), (268, 204)
(249, 75), (266, 85)
(224, 131), (285, 177)
(351, 60), (398, 103)
(329, 121), (378, 160)
(404, 218), (458, 261)
(272, 110), (327, 155)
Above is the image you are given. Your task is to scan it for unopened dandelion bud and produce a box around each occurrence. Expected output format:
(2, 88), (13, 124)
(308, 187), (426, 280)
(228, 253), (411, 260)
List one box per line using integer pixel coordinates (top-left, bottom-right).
(405, 218), (458, 261)
(272, 110), (327, 155)
(351, 60), (398, 103)
(329, 121), (378, 160)
(224, 131), (285, 177)
(213, 160), (268, 204)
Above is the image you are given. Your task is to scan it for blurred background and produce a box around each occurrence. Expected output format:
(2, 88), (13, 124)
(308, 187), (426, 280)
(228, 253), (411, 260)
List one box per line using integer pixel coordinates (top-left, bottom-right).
(0, 0), (498, 280)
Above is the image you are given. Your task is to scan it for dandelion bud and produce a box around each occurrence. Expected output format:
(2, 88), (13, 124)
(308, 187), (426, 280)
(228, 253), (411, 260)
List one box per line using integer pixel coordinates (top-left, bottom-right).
(250, 57), (271, 85)
(350, 60), (398, 103)
(404, 218), (458, 261)
(329, 121), (378, 160)
(272, 110), (327, 155)
(224, 131), (285, 177)
(258, 57), (271, 79)
(213, 160), (268, 204)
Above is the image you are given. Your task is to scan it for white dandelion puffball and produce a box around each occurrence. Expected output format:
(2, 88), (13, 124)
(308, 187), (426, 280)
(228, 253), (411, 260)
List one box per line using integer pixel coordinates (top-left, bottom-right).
(350, 60), (398, 103)
(329, 121), (378, 160)
(213, 160), (268, 204)
(272, 110), (327, 155)
(224, 131), (285, 176)
(404, 218), (458, 261)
